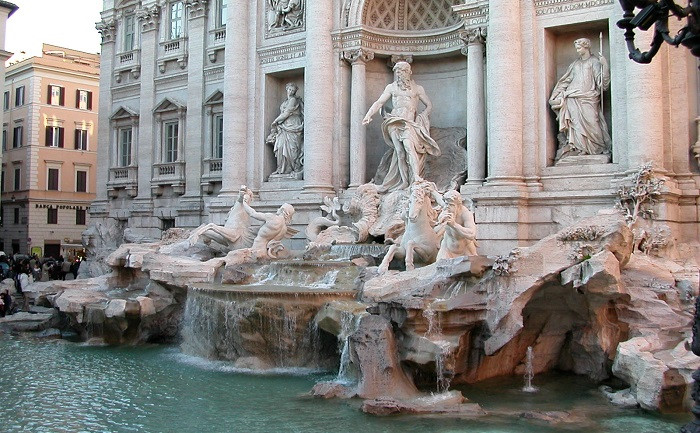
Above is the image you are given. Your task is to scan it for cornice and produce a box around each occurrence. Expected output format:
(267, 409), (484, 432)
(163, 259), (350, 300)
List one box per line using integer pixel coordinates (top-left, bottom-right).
(332, 25), (464, 57)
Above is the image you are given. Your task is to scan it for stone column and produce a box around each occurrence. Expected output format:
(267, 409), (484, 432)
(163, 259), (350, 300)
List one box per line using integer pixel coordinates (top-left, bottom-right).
(95, 18), (117, 203)
(220, 0), (249, 194)
(462, 28), (487, 186)
(343, 48), (374, 188)
(135, 6), (160, 199)
(303, 0), (335, 192)
(625, 31), (665, 171)
(485, 1), (524, 184)
(183, 0), (207, 198)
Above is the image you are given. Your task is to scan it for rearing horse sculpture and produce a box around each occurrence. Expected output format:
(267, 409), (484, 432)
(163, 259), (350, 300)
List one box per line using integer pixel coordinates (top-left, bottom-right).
(378, 180), (441, 274)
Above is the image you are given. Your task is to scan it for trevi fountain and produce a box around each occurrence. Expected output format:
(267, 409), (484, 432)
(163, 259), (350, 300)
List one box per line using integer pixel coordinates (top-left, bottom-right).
(2, 0), (700, 431)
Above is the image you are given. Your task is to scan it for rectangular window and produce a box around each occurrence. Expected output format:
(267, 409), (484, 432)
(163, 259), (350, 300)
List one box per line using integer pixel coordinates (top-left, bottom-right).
(14, 86), (24, 106)
(13, 208), (19, 224)
(0, 171), (4, 193)
(2, 129), (6, 150)
(170, 1), (183, 39)
(219, 0), (227, 27)
(76, 170), (87, 193)
(47, 208), (58, 225)
(3, 91), (8, 110)
(164, 121), (178, 163)
(119, 128), (132, 167)
(48, 85), (65, 106)
(124, 15), (136, 51)
(76, 209), (86, 225)
(214, 114), (223, 159)
(76, 90), (92, 110)
(45, 126), (65, 148)
(75, 128), (88, 150)
(13, 168), (19, 190)
(12, 125), (22, 148)
(47, 168), (59, 191)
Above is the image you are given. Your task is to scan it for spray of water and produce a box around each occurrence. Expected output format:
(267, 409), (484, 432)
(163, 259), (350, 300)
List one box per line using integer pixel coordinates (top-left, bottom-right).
(522, 346), (538, 393)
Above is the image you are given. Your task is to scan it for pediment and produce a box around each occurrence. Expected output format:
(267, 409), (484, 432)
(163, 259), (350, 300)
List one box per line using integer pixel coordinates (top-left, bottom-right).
(110, 106), (139, 121)
(153, 97), (187, 114)
(204, 90), (224, 105)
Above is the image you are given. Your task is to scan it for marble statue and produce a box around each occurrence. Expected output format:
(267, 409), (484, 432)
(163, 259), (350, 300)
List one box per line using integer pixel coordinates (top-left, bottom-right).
(549, 38), (611, 161)
(187, 186), (255, 251)
(378, 180), (441, 273)
(434, 190), (478, 259)
(267, 83), (304, 178)
(363, 61), (441, 192)
(268, 0), (303, 31)
(239, 192), (298, 258)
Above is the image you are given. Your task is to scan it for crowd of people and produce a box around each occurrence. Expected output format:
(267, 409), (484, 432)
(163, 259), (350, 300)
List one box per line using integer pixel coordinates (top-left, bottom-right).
(0, 253), (83, 316)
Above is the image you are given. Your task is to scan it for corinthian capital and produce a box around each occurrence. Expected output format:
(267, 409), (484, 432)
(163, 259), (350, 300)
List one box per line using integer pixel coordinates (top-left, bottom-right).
(185, 0), (209, 19)
(136, 5), (161, 32)
(459, 27), (487, 45)
(95, 19), (117, 44)
(342, 48), (375, 65)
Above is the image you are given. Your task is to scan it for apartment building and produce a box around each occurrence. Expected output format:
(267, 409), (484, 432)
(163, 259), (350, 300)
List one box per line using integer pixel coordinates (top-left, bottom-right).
(1, 44), (99, 258)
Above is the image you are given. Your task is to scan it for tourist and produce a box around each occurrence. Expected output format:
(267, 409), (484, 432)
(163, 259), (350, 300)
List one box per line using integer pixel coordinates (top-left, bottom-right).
(1, 289), (12, 316)
(18, 270), (31, 311)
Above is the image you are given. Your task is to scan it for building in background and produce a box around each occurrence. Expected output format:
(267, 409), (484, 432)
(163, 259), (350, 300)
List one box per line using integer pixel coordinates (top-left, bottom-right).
(1, 44), (99, 258)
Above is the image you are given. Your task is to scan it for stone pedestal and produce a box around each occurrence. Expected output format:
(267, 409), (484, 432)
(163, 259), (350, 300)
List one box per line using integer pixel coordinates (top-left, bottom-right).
(555, 154), (611, 167)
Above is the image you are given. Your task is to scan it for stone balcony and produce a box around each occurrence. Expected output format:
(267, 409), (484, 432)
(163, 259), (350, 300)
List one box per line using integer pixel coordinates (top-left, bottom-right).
(157, 37), (188, 72)
(107, 166), (138, 198)
(207, 27), (226, 63)
(114, 49), (141, 83)
(152, 161), (186, 195)
(201, 158), (222, 193)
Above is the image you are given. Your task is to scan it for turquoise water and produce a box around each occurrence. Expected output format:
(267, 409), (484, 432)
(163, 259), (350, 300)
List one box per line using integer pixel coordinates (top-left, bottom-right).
(0, 335), (690, 433)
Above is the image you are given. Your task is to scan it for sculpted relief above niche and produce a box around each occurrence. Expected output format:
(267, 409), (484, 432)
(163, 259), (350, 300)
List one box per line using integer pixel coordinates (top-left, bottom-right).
(266, 0), (305, 38)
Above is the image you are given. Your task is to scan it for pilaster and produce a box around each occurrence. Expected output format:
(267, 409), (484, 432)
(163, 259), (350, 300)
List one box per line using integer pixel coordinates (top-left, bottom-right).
(220, 0), (249, 195)
(303, 0), (335, 194)
(95, 19), (117, 204)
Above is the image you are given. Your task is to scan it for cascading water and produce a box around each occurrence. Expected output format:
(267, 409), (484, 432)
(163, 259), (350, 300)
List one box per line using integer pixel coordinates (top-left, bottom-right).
(336, 311), (362, 384)
(522, 346), (538, 393)
(423, 306), (453, 393)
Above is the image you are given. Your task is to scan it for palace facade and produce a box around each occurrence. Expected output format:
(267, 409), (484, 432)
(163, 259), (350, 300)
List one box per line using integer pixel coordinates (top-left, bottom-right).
(93, 0), (700, 254)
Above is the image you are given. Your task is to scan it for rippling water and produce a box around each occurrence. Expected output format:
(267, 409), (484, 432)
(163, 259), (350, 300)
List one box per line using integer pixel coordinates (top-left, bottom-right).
(0, 335), (690, 433)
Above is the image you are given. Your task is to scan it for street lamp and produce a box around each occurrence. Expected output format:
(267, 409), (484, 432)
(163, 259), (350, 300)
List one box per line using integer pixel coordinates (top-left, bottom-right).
(617, 0), (700, 62)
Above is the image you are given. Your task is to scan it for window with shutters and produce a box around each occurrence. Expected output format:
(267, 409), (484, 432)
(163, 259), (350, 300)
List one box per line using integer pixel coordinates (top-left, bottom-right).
(218, 0), (227, 27)
(14, 86), (24, 107)
(169, 1), (184, 39)
(13, 208), (19, 224)
(119, 127), (132, 167)
(76, 170), (87, 193)
(164, 121), (178, 163)
(13, 167), (20, 191)
(12, 125), (22, 148)
(48, 85), (65, 106)
(47, 168), (59, 191)
(75, 128), (88, 150)
(124, 14), (136, 51)
(47, 208), (58, 225)
(213, 114), (223, 159)
(76, 209), (86, 225)
(77, 90), (92, 110)
(46, 126), (65, 148)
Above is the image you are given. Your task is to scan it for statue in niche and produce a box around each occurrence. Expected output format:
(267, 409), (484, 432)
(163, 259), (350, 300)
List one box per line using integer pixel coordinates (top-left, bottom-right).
(267, 82), (304, 179)
(187, 186), (255, 251)
(267, 0), (303, 31)
(549, 38), (611, 162)
(238, 190), (298, 259)
(363, 61), (441, 193)
(434, 190), (478, 259)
